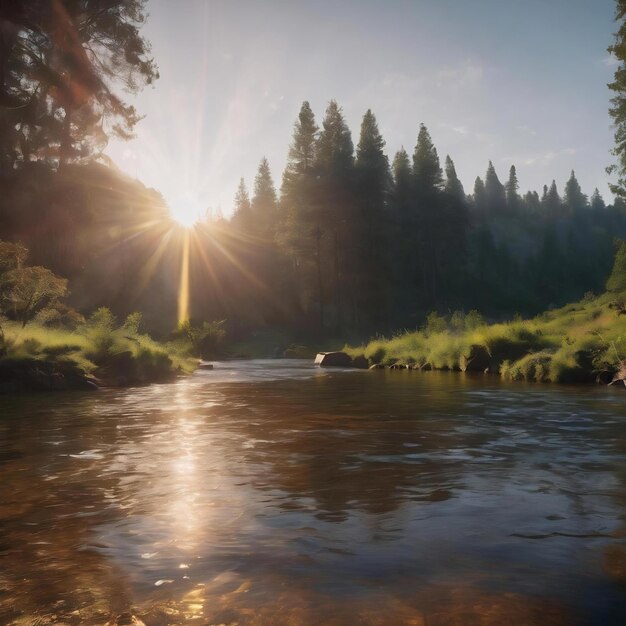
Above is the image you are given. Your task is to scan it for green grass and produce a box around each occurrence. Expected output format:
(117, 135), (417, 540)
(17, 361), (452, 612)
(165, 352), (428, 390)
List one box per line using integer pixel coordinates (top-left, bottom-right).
(1, 315), (197, 384)
(345, 292), (626, 384)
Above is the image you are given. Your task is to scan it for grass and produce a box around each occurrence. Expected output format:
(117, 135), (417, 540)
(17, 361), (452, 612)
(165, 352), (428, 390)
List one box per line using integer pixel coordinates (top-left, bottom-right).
(345, 292), (626, 384)
(1, 309), (197, 388)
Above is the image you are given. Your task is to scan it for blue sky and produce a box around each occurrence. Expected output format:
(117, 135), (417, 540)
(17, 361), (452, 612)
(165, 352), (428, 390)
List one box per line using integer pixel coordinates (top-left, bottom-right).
(106, 0), (619, 218)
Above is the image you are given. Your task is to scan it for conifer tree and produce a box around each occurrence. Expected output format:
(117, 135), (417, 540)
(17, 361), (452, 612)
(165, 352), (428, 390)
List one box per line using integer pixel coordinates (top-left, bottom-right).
(354, 109), (390, 329)
(314, 100), (355, 330)
(316, 100), (354, 174)
(252, 157), (278, 237)
(505, 165), (520, 212)
(590, 188), (606, 211)
(473, 176), (487, 213)
(563, 170), (587, 213)
(413, 124), (444, 194)
(233, 178), (251, 223)
(484, 161), (506, 213)
(545, 180), (561, 213)
(445, 155), (465, 201)
(280, 101), (321, 327)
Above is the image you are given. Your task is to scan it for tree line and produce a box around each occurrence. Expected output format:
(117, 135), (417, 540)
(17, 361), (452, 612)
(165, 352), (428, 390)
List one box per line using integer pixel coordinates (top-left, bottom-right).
(225, 99), (626, 337)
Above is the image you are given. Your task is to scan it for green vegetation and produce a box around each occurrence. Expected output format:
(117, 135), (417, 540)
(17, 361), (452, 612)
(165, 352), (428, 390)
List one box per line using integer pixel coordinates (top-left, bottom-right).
(346, 246), (626, 384)
(0, 240), (198, 391)
(346, 293), (626, 383)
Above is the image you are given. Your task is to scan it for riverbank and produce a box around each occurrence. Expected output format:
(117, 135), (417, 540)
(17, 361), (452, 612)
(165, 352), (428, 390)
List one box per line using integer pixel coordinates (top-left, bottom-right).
(0, 317), (197, 393)
(344, 291), (626, 384)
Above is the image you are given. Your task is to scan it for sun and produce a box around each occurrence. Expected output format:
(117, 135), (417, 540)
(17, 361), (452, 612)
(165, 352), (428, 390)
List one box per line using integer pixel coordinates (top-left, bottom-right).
(169, 191), (205, 228)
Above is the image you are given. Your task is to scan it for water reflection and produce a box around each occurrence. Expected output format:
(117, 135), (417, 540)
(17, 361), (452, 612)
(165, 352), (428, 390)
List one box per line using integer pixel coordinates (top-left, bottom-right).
(0, 361), (624, 624)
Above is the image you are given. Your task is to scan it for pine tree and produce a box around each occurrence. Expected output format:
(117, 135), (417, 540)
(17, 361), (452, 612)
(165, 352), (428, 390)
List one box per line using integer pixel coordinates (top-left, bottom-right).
(354, 109), (390, 330)
(523, 190), (541, 212)
(280, 102), (321, 327)
(484, 161), (506, 214)
(252, 157), (278, 237)
(545, 180), (561, 213)
(314, 100), (355, 330)
(590, 188), (606, 211)
(316, 100), (354, 174)
(284, 101), (318, 179)
(232, 178), (252, 229)
(473, 176), (487, 213)
(445, 155), (465, 202)
(505, 165), (520, 212)
(413, 124), (445, 304)
(563, 170), (587, 213)
(413, 124), (444, 194)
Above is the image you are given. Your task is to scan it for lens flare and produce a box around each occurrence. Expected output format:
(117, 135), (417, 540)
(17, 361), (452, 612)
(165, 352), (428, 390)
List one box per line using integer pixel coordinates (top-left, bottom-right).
(178, 229), (191, 324)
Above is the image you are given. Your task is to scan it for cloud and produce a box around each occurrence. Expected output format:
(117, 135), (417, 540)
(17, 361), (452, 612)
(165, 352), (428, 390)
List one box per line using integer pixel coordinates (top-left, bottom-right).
(503, 147), (577, 167)
(435, 61), (484, 88)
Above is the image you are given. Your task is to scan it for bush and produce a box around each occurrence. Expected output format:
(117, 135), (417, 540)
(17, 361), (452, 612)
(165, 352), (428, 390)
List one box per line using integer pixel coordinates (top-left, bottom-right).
(178, 319), (227, 359)
(81, 307), (118, 364)
(424, 311), (447, 335)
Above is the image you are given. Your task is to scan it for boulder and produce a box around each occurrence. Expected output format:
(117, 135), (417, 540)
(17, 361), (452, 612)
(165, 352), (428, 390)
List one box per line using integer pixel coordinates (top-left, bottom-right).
(352, 355), (369, 369)
(314, 351), (352, 367)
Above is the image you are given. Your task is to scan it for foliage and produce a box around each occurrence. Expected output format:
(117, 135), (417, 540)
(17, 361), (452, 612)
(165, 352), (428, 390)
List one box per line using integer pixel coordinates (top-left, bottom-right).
(0, 240), (68, 327)
(1, 0), (158, 168)
(177, 319), (227, 360)
(606, 240), (626, 292)
(346, 284), (626, 383)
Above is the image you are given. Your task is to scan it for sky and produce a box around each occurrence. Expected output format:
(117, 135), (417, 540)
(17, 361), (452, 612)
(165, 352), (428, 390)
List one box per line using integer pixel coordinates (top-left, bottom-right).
(106, 0), (620, 219)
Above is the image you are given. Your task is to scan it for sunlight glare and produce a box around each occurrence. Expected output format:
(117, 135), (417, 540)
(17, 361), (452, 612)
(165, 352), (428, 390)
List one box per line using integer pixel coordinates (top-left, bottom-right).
(169, 191), (205, 228)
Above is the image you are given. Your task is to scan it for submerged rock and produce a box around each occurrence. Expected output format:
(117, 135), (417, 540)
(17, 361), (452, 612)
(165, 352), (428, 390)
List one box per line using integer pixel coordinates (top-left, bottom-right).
(314, 352), (352, 367)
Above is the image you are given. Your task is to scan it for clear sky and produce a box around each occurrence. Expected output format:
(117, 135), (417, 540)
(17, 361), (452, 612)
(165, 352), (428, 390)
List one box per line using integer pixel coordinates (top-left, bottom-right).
(106, 0), (619, 218)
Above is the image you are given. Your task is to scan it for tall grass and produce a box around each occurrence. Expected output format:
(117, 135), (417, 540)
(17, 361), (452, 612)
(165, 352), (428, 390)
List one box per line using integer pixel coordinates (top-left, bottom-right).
(345, 296), (626, 383)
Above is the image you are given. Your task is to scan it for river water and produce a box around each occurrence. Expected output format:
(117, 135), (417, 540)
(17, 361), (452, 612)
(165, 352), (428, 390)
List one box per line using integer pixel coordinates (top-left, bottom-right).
(0, 359), (624, 625)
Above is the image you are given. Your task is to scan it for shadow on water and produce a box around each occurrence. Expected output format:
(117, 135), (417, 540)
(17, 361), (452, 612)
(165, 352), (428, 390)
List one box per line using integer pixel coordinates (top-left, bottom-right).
(0, 360), (625, 624)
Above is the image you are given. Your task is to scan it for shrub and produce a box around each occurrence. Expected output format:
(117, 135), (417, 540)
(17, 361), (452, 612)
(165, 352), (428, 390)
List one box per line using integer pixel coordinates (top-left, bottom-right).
(424, 311), (447, 335)
(81, 307), (117, 364)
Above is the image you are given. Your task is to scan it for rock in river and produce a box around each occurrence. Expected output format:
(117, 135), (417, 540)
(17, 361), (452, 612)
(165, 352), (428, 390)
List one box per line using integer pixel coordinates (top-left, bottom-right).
(314, 352), (353, 367)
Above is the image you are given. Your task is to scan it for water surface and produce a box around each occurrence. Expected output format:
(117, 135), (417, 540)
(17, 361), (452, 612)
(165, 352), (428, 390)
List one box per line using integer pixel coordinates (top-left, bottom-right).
(0, 360), (625, 625)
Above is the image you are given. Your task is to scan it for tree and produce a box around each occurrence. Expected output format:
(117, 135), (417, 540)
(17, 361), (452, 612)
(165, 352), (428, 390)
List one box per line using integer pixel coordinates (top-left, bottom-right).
(545, 179), (561, 213)
(484, 161), (506, 214)
(563, 170), (587, 213)
(354, 109), (390, 329)
(413, 124), (444, 304)
(473, 176), (487, 213)
(313, 100), (355, 330)
(607, 240), (626, 292)
(279, 101), (322, 329)
(505, 165), (520, 212)
(608, 0), (626, 196)
(0, 240), (67, 326)
(590, 187), (606, 211)
(413, 124), (443, 194)
(445, 155), (465, 202)
(232, 177), (252, 229)
(251, 157), (278, 237)
(0, 0), (159, 168)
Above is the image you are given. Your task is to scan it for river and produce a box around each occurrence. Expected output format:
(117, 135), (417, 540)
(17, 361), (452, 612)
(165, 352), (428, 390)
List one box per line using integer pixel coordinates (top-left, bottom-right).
(0, 359), (624, 625)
